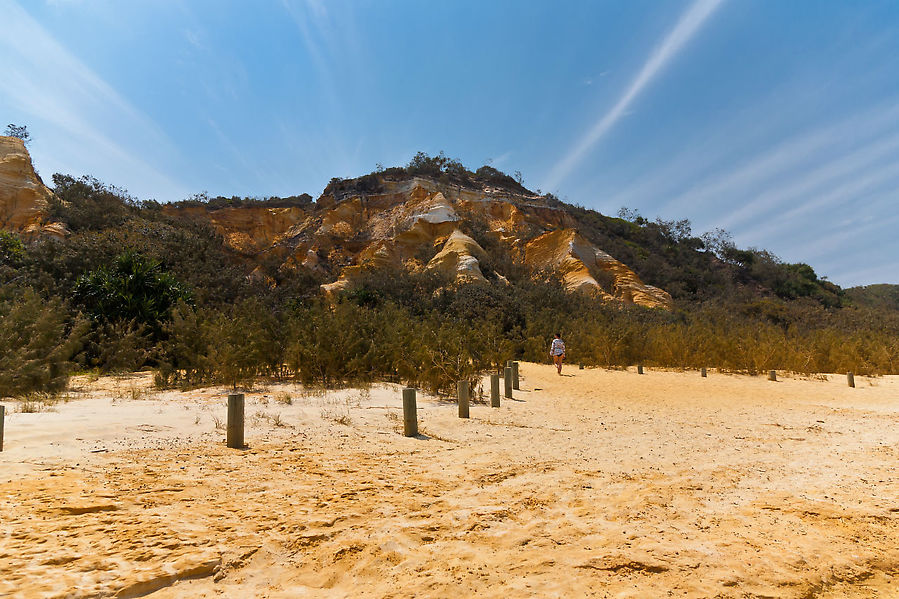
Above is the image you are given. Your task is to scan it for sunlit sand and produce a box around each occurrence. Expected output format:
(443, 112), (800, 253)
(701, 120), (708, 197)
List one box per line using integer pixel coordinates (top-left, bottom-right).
(2, 364), (898, 597)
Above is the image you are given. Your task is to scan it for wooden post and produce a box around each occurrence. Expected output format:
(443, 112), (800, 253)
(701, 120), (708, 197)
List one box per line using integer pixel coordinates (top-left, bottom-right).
(226, 393), (245, 449)
(402, 388), (418, 436)
(504, 367), (513, 399)
(490, 374), (500, 408)
(512, 362), (520, 390)
(0, 404), (5, 452)
(637, 365), (644, 375)
(579, 363), (584, 370)
(457, 380), (469, 418)
(768, 370), (777, 382)
(847, 371), (855, 388)
(701, 367), (707, 378)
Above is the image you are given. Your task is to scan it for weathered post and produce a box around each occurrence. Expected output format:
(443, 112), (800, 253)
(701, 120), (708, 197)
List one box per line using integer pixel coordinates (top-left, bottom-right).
(579, 363), (584, 370)
(490, 374), (500, 408)
(402, 388), (418, 436)
(847, 371), (855, 388)
(457, 380), (470, 419)
(701, 367), (707, 378)
(768, 370), (777, 382)
(226, 393), (245, 449)
(0, 404), (5, 452)
(637, 364), (644, 375)
(512, 362), (520, 390)
(504, 367), (513, 399)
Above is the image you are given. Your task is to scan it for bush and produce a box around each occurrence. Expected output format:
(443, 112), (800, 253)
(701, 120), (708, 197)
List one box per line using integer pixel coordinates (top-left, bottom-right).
(73, 251), (190, 334)
(0, 290), (87, 397)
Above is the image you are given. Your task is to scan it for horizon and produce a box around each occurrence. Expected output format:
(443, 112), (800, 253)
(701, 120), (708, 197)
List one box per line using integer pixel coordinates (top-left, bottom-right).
(2, 0), (898, 287)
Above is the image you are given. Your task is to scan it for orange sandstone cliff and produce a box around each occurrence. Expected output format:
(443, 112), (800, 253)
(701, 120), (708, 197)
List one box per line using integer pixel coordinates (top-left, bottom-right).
(167, 177), (672, 309)
(0, 136), (65, 238)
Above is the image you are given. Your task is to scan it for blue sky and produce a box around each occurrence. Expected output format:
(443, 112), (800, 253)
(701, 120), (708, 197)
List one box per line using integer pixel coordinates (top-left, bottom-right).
(2, 0), (898, 287)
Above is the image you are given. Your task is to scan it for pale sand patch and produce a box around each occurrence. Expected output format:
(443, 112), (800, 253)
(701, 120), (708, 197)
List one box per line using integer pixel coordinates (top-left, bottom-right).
(1, 365), (898, 597)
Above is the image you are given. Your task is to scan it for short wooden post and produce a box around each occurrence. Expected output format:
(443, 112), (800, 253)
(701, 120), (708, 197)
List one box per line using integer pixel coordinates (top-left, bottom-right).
(402, 388), (418, 436)
(0, 404), (5, 452)
(579, 363), (584, 370)
(768, 370), (777, 382)
(457, 380), (469, 418)
(490, 374), (500, 408)
(701, 367), (707, 378)
(637, 364), (644, 375)
(504, 367), (513, 399)
(847, 371), (855, 388)
(512, 362), (520, 390)
(226, 393), (245, 449)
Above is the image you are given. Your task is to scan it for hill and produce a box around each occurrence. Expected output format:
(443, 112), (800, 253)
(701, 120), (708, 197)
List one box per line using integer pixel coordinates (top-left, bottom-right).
(1, 140), (897, 395)
(845, 284), (899, 312)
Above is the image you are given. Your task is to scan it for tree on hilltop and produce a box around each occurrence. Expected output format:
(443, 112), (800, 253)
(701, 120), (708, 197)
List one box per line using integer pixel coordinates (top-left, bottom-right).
(4, 124), (31, 146)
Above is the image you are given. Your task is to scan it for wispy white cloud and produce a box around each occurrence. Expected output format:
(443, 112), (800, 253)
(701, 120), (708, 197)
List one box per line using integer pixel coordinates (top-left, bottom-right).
(543, 0), (724, 191)
(717, 128), (899, 231)
(739, 157), (899, 245)
(661, 102), (899, 219)
(0, 0), (187, 200)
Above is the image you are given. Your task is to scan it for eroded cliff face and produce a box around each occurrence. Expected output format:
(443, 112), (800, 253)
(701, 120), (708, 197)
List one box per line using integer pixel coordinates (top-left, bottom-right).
(163, 204), (308, 255)
(525, 229), (672, 309)
(172, 176), (672, 309)
(0, 136), (65, 238)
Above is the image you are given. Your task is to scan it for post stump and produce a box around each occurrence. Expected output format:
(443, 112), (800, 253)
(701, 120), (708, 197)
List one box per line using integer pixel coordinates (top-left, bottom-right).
(847, 371), (855, 388)
(768, 370), (777, 382)
(504, 367), (513, 399)
(402, 388), (418, 436)
(227, 393), (245, 449)
(457, 380), (470, 418)
(512, 362), (520, 390)
(490, 374), (500, 408)
(701, 367), (707, 378)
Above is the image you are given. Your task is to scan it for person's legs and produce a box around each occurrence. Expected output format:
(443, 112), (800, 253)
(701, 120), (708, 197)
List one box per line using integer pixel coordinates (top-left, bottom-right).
(553, 354), (562, 374)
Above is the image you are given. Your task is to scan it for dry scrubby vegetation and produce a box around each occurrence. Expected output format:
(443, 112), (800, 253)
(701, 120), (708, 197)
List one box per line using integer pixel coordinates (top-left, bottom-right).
(1, 156), (897, 398)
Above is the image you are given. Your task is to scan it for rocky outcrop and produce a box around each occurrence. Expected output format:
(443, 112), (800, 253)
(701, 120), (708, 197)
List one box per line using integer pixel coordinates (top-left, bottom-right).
(427, 230), (488, 283)
(168, 176), (671, 309)
(525, 229), (672, 309)
(0, 136), (65, 238)
(162, 204), (308, 255)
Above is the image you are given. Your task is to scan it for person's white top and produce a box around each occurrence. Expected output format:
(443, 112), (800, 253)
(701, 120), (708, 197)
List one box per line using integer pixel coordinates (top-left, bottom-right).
(550, 338), (565, 356)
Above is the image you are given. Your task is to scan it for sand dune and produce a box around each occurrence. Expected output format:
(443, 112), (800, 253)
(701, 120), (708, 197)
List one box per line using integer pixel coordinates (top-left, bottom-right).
(2, 365), (898, 597)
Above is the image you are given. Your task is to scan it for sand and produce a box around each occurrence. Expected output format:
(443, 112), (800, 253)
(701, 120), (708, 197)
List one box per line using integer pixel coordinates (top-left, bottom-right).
(1, 365), (898, 598)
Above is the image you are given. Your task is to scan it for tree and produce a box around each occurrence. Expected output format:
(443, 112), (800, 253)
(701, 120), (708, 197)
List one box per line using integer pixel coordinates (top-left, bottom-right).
(4, 124), (30, 146)
(73, 251), (191, 334)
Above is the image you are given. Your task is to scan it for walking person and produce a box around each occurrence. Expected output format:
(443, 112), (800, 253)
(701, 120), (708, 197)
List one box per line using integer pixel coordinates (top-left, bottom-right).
(549, 332), (566, 375)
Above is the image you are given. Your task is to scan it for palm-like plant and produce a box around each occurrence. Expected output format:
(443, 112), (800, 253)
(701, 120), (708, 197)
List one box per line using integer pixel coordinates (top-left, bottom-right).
(74, 251), (190, 334)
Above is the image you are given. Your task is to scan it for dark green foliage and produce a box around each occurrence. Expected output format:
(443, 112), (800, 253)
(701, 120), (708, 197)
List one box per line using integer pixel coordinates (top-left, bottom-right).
(4, 124), (30, 145)
(0, 289), (87, 397)
(172, 192), (313, 211)
(50, 174), (137, 232)
(73, 251), (190, 332)
(0, 230), (26, 267)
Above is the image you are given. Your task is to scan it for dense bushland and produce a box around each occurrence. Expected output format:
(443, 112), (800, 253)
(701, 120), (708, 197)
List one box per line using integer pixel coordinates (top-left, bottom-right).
(0, 164), (897, 398)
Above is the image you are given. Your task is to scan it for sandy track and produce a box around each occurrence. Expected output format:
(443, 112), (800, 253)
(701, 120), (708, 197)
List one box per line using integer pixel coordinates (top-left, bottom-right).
(2, 365), (898, 597)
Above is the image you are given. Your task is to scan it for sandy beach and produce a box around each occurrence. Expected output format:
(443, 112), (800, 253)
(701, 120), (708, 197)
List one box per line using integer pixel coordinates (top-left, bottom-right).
(2, 364), (898, 598)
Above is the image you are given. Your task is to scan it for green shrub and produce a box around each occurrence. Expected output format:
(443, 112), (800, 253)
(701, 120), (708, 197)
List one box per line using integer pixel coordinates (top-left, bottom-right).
(0, 290), (88, 397)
